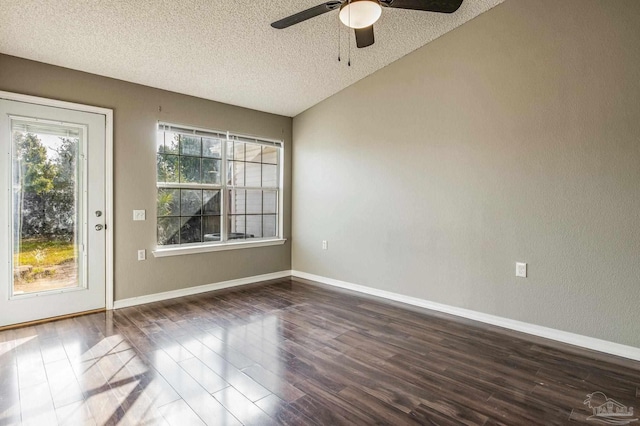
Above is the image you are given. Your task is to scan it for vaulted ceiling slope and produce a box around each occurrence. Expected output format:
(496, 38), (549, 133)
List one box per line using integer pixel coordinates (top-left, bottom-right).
(0, 0), (503, 117)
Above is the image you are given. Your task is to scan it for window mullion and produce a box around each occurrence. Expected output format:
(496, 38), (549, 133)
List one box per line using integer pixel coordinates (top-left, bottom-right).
(221, 134), (228, 242)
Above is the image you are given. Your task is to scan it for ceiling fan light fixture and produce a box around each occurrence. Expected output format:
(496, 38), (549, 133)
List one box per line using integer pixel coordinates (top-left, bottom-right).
(339, 0), (382, 29)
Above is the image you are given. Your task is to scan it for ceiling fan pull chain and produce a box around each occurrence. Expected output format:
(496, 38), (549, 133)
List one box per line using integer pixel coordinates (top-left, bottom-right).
(348, 0), (352, 66)
(338, 13), (341, 62)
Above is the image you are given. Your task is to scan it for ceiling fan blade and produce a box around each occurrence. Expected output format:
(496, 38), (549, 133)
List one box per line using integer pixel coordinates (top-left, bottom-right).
(271, 1), (342, 29)
(354, 26), (375, 48)
(380, 0), (463, 13)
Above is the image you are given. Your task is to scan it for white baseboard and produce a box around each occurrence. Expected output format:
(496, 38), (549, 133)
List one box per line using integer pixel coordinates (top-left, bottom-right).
(113, 270), (292, 309)
(291, 270), (640, 362)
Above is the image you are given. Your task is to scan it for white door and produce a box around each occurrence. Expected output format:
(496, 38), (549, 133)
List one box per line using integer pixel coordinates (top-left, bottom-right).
(0, 97), (107, 326)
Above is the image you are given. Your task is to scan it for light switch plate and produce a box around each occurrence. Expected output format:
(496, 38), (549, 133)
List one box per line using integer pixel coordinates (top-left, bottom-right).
(516, 262), (527, 278)
(133, 210), (146, 221)
(138, 249), (146, 261)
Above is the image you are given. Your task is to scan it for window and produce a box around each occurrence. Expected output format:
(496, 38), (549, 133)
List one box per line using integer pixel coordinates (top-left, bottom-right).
(156, 123), (282, 251)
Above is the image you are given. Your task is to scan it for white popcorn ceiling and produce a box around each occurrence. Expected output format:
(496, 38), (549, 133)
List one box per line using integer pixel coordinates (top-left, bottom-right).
(0, 0), (503, 117)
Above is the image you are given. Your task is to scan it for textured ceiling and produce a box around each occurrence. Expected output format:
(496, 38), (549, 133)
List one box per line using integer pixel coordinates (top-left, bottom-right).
(0, 0), (503, 117)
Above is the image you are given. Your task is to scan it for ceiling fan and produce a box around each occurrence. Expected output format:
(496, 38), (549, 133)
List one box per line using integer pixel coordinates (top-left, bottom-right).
(271, 0), (464, 48)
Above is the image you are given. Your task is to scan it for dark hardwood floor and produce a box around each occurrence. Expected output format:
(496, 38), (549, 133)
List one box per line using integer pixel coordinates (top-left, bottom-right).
(1, 278), (639, 425)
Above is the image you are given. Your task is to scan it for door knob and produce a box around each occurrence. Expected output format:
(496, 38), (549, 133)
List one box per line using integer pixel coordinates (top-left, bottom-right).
(95, 224), (104, 231)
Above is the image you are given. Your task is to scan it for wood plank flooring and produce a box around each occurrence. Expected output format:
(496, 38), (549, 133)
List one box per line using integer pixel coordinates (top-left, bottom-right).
(1, 277), (639, 425)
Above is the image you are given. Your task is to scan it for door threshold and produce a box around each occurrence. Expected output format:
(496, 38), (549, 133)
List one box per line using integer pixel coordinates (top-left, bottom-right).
(0, 308), (106, 331)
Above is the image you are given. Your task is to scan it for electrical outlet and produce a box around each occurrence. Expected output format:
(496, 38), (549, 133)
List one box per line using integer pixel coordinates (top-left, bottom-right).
(133, 210), (146, 221)
(322, 240), (328, 250)
(138, 249), (146, 261)
(516, 262), (527, 278)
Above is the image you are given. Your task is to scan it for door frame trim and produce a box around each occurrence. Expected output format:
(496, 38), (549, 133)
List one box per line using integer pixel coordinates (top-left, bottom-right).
(0, 90), (114, 310)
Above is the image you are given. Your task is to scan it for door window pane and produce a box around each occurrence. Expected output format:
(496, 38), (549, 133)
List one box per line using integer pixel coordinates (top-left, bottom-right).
(11, 122), (83, 295)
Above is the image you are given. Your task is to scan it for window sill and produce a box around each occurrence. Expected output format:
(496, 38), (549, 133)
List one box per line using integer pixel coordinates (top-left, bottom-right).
(152, 238), (287, 258)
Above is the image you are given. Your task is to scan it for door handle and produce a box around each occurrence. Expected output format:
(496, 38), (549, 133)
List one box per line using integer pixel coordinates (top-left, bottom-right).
(95, 224), (104, 231)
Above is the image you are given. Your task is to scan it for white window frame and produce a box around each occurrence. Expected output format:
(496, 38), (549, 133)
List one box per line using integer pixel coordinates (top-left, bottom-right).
(153, 122), (285, 257)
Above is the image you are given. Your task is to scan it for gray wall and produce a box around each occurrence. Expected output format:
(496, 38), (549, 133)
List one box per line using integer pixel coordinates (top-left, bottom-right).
(0, 54), (292, 301)
(292, 0), (640, 347)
